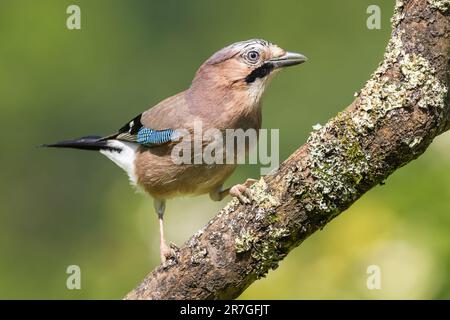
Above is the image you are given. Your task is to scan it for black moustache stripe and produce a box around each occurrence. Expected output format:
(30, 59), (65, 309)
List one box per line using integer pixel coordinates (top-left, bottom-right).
(245, 63), (274, 84)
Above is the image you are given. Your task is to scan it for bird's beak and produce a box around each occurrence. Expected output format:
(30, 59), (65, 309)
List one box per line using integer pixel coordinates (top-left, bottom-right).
(269, 52), (308, 68)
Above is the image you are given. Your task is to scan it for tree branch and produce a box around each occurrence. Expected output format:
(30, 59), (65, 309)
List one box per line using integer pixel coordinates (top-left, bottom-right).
(125, 0), (450, 300)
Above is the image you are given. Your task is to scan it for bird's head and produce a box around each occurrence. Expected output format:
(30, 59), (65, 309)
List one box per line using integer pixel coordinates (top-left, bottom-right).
(191, 39), (307, 105)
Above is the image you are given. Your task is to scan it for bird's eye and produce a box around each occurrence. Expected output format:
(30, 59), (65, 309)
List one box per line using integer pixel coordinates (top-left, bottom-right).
(246, 50), (260, 63)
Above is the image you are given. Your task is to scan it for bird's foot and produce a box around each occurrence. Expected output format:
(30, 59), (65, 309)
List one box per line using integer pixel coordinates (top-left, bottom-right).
(230, 178), (258, 204)
(160, 241), (178, 263)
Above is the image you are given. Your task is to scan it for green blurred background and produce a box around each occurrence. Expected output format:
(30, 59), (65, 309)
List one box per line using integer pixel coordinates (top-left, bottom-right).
(0, 0), (449, 299)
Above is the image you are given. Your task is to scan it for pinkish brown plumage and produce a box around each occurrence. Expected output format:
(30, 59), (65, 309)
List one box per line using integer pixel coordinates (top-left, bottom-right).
(45, 39), (307, 262)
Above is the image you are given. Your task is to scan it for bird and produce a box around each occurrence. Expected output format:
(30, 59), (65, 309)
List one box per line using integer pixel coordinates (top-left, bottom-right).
(44, 39), (307, 262)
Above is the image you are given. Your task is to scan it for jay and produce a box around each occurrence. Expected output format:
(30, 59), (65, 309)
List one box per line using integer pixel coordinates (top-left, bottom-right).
(45, 39), (306, 261)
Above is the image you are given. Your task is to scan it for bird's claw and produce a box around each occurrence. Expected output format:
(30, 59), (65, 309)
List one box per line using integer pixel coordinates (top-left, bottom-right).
(230, 178), (258, 204)
(160, 241), (178, 263)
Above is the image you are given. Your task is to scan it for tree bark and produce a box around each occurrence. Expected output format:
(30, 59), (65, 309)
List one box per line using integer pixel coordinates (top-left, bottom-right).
(125, 0), (450, 300)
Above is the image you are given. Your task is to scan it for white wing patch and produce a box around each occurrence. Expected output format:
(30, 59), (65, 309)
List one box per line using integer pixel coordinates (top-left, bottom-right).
(100, 140), (139, 186)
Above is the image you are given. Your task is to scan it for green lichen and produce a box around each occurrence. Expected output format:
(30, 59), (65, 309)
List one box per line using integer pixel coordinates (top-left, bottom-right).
(187, 231), (209, 265)
(391, 0), (405, 28)
(235, 229), (256, 253)
(352, 29), (446, 134)
(267, 212), (279, 223)
(227, 176), (287, 275)
(251, 226), (289, 278)
(401, 53), (447, 110)
(250, 226), (290, 278)
(356, 32), (406, 126)
(215, 179), (280, 224)
(428, 0), (450, 12)
(234, 225), (290, 278)
(304, 112), (371, 214)
(249, 178), (280, 208)
(190, 247), (208, 265)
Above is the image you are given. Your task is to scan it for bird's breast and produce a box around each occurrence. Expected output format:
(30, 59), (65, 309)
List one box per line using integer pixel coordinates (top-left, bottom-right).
(134, 146), (236, 199)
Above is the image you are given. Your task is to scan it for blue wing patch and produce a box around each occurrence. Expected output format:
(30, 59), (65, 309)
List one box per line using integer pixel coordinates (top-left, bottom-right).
(136, 128), (175, 146)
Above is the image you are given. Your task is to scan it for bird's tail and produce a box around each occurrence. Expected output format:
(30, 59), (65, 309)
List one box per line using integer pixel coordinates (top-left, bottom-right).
(42, 136), (120, 152)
